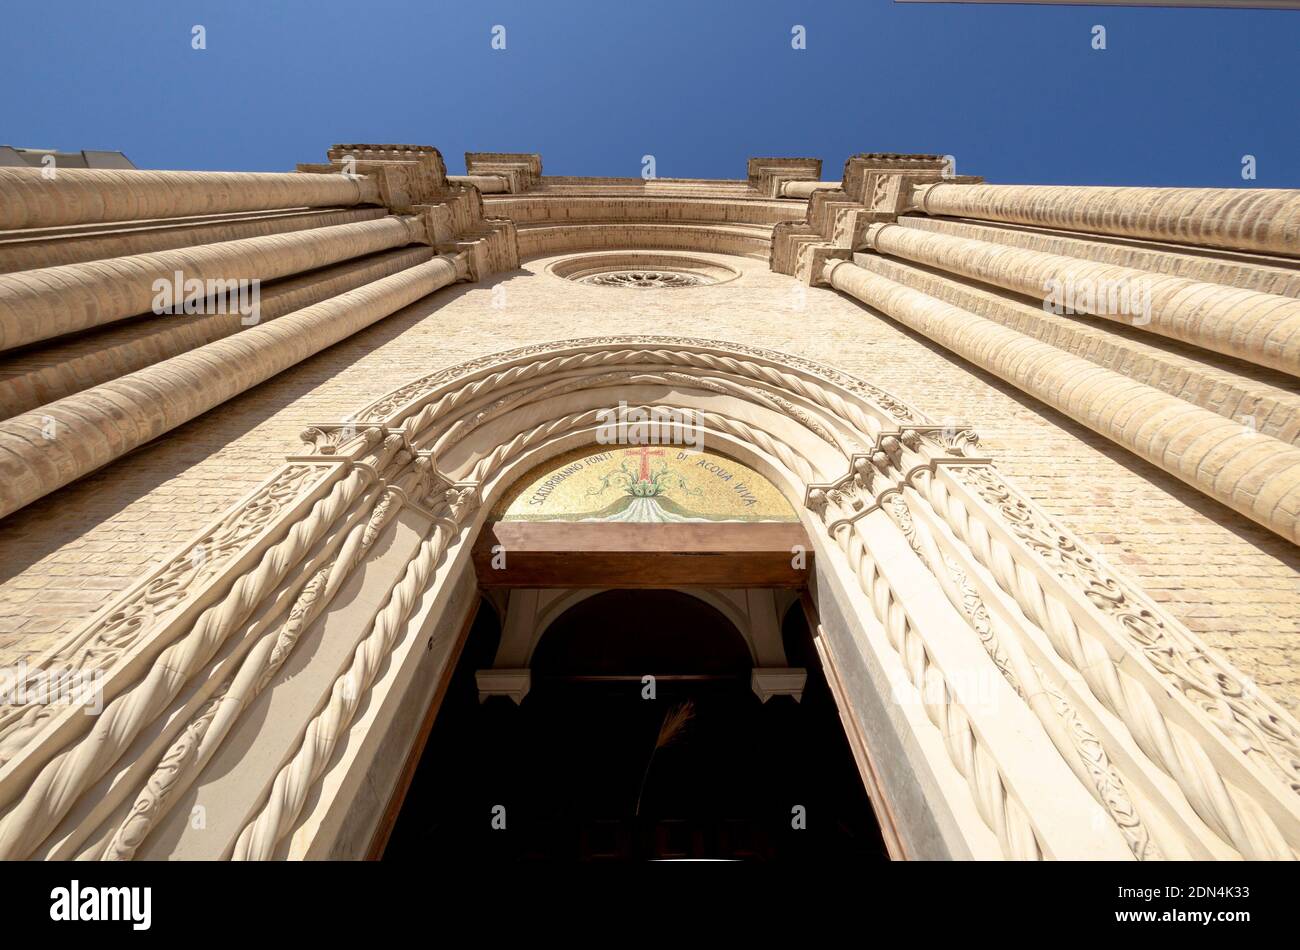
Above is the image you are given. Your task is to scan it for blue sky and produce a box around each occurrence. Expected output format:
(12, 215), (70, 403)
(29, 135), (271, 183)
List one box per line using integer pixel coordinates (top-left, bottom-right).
(2, 0), (1297, 186)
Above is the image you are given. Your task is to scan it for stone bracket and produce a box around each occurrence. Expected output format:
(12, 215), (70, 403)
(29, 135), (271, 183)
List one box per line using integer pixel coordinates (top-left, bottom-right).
(795, 242), (851, 286)
(751, 667), (807, 702)
(476, 668), (531, 704)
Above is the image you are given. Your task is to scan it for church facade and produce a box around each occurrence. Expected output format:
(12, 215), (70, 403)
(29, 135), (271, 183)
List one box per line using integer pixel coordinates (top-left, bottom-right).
(0, 147), (1296, 860)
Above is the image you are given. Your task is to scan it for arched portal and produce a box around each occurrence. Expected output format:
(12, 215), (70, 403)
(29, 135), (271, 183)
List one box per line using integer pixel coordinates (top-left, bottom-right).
(0, 337), (1296, 863)
(384, 589), (888, 862)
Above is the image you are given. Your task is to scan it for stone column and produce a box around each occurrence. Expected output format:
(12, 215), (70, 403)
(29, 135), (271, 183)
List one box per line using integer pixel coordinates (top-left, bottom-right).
(861, 222), (1300, 376)
(824, 258), (1300, 544)
(0, 247), (434, 418)
(0, 215), (429, 351)
(0, 168), (382, 231)
(912, 182), (1300, 257)
(0, 255), (464, 518)
(0, 207), (389, 275)
(780, 180), (843, 199)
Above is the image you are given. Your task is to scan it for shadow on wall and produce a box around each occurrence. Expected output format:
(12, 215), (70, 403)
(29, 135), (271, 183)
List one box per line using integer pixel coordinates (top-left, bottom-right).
(845, 297), (1300, 570)
(0, 270), (530, 582)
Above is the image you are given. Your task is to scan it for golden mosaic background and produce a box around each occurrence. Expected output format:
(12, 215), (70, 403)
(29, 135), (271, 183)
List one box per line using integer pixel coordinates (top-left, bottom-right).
(496, 445), (799, 522)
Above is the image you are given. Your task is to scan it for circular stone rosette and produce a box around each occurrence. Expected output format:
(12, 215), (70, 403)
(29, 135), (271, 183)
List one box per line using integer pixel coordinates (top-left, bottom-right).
(547, 252), (741, 288)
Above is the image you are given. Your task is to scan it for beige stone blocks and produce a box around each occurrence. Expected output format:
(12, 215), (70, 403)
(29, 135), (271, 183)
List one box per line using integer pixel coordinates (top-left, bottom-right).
(0, 151), (1297, 864)
(747, 157), (822, 197)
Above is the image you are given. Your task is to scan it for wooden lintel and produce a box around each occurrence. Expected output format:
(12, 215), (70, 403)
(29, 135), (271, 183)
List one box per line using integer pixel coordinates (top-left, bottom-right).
(473, 521), (812, 588)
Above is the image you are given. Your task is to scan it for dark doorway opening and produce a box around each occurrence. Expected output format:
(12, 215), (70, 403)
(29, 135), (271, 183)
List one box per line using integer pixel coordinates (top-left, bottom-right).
(383, 590), (889, 862)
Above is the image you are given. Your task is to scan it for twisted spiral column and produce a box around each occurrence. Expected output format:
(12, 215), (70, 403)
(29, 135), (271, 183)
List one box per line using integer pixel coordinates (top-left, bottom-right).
(231, 519), (455, 860)
(887, 491), (1163, 859)
(0, 460), (377, 859)
(98, 457), (422, 861)
(914, 468), (1297, 860)
(828, 513), (1044, 859)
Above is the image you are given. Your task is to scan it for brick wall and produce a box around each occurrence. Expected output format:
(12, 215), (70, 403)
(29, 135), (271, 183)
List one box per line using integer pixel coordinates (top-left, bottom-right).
(1, 253), (1295, 711)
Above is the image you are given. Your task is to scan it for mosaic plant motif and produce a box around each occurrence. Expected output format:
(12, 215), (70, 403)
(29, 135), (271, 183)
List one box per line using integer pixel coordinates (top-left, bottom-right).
(496, 446), (799, 523)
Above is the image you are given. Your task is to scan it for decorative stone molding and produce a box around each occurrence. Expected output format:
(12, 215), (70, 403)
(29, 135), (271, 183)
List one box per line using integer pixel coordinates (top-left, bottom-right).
(769, 155), (987, 275)
(840, 153), (982, 207)
(1, 336), (1295, 861)
(465, 152), (542, 193)
(304, 144), (452, 209)
(747, 157), (822, 197)
(549, 251), (741, 288)
(795, 243), (850, 286)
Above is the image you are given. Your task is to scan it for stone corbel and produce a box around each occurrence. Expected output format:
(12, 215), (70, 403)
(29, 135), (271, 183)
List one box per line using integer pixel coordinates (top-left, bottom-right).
(807, 189), (860, 238)
(769, 222), (824, 276)
(293, 424), (384, 460)
(314, 145), (450, 205)
(483, 217), (520, 271)
(418, 466), (479, 523)
(746, 157), (822, 197)
(751, 668), (807, 702)
(867, 175), (913, 216)
(464, 152), (542, 192)
(833, 208), (897, 250)
(795, 242), (851, 286)
(447, 173), (511, 194)
(476, 669), (531, 704)
(806, 470), (888, 532)
(840, 154), (947, 202)
(901, 424), (981, 458)
(456, 241), (491, 282)
(419, 203), (456, 245)
(374, 163), (418, 212)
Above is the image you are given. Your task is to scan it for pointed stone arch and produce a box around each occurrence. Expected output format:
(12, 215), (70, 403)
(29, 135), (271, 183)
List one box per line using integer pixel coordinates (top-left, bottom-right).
(0, 336), (1297, 862)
